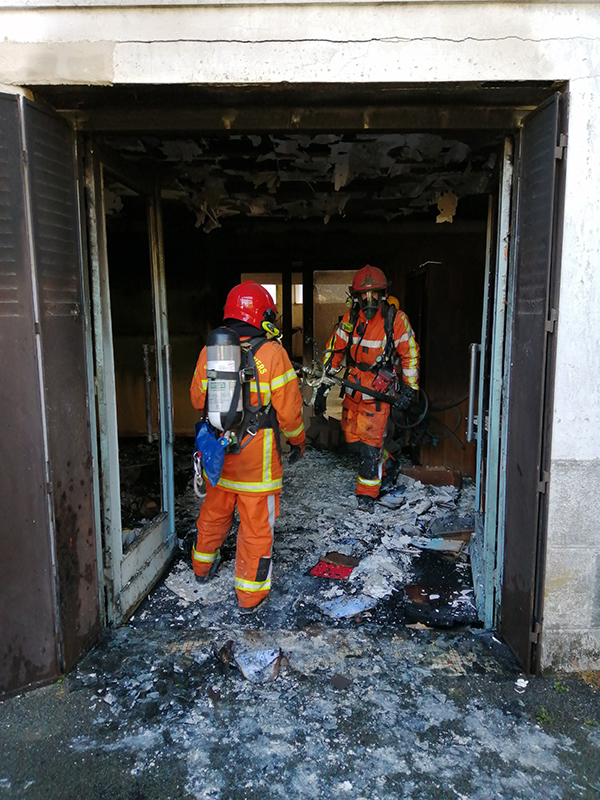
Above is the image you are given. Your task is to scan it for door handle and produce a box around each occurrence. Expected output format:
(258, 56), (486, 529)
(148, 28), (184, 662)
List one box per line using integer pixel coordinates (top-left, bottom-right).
(466, 342), (480, 443)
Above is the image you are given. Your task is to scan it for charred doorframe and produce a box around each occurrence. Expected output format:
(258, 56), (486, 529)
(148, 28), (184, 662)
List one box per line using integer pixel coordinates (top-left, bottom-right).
(82, 140), (176, 624)
(60, 86), (559, 634)
(472, 137), (515, 629)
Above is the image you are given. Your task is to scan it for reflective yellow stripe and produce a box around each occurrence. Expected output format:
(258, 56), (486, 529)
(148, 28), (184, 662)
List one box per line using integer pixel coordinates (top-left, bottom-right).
(235, 576), (272, 592)
(263, 428), (273, 485)
(249, 382), (270, 394)
(192, 547), (219, 564)
(399, 311), (419, 390)
(282, 422), (305, 438)
(193, 369), (207, 391)
(216, 476), (283, 493)
(357, 475), (381, 486)
(352, 338), (385, 349)
(250, 385), (271, 404)
(271, 368), (297, 390)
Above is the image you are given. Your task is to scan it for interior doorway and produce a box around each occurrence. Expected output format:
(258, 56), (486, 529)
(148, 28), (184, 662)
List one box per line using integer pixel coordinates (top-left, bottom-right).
(84, 127), (495, 621)
(83, 146), (176, 624)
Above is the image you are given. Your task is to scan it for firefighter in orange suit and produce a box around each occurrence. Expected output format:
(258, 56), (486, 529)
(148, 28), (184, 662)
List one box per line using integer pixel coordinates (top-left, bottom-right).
(190, 281), (305, 612)
(316, 265), (419, 513)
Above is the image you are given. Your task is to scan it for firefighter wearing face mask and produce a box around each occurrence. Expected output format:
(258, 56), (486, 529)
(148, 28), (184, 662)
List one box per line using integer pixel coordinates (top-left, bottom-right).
(316, 265), (420, 513)
(190, 280), (306, 611)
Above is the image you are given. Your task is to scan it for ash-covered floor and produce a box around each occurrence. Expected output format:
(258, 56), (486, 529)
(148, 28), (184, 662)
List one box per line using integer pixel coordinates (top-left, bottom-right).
(1, 447), (600, 800)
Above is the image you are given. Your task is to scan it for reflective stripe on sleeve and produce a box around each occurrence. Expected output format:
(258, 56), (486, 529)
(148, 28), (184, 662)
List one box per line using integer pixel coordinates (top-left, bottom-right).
(271, 368), (298, 390)
(282, 421), (305, 438)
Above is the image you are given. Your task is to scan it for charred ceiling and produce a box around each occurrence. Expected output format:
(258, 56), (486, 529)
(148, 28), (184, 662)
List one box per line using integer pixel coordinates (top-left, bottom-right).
(103, 132), (499, 232)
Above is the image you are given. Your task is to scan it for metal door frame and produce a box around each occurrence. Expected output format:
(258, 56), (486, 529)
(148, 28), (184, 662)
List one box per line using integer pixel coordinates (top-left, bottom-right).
(470, 137), (514, 628)
(83, 142), (175, 624)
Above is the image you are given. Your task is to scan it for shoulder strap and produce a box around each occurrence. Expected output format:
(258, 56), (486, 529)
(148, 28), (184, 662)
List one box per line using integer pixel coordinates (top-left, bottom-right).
(381, 302), (397, 363)
(227, 336), (276, 454)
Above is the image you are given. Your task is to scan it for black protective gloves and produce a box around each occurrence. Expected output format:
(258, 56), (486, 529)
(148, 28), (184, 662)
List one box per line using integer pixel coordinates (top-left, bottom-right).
(394, 383), (417, 411)
(288, 442), (305, 465)
(313, 385), (329, 417)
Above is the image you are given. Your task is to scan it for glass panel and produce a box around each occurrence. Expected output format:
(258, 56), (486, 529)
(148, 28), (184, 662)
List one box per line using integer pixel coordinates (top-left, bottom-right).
(313, 270), (355, 420)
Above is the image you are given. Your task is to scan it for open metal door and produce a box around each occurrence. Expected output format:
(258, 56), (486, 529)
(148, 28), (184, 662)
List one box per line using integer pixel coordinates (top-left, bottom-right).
(468, 138), (514, 628)
(84, 144), (175, 624)
(1, 94), (100, 693)
(500, 94), (565, 673)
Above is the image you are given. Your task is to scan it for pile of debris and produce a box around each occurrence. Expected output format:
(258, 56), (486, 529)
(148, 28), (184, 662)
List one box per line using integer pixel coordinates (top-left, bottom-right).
(159, 448), (477, 633)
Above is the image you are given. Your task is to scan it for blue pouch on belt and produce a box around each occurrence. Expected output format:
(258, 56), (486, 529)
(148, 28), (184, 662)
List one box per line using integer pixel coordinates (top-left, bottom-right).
(194, 421), (228, 488)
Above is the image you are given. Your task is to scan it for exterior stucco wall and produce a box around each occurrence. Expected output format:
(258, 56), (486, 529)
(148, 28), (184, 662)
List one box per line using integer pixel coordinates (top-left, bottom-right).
(1, 1), (599, 670)
(1, 4), (600, 84)
(541, 76), (600, 671)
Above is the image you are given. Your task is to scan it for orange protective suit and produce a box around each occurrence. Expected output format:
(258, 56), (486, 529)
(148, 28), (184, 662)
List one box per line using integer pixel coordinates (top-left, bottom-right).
(325, 302), (419, 497)
(190, 338), (305, 608)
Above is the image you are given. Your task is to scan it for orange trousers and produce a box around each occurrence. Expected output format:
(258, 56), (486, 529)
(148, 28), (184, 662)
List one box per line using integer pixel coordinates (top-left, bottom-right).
(341, 397), (390, 497)
(192, 483), (279, 608)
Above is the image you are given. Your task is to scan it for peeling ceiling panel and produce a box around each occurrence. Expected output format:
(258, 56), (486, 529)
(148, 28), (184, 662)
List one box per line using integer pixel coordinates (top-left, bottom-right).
(104, 132), (499, 232)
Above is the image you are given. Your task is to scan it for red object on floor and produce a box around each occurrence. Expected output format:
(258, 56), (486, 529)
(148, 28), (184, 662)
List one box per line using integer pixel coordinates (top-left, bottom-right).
(309, 561), (354, 580)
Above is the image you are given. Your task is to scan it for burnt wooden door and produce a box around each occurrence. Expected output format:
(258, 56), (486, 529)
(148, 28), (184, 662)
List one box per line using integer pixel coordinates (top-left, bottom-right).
(0, 93), (100, 694)
(500, 93), (565, 673)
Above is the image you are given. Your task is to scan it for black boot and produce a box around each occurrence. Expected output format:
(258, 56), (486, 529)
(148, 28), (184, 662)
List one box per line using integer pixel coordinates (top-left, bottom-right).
(357, 495), (375, 513)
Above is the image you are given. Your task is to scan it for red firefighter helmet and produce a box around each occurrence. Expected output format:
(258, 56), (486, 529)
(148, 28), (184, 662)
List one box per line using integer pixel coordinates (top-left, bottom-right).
(351, 265), (388, 293)
(223, 280), (277, 327)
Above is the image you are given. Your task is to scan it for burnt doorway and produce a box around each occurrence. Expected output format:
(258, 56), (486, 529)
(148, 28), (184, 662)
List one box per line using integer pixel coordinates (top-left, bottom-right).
(84, 145), (175, 624)
(24, 81), (562, 670)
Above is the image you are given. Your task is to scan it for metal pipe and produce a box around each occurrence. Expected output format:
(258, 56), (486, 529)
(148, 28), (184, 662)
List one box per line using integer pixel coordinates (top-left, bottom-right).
(142, 343), (154, 443)
(466, 342), (480, 442)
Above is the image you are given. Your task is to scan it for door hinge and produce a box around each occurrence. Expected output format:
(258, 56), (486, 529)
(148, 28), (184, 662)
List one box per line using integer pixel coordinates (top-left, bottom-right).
(545, 308), (558, 333)
(529, 621), (542, 644)
(538, 471), (550, 493)
(555, 134), (568, 160)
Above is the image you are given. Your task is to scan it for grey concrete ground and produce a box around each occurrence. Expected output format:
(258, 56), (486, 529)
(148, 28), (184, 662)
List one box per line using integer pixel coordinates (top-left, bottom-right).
(1, 449), (599, 800)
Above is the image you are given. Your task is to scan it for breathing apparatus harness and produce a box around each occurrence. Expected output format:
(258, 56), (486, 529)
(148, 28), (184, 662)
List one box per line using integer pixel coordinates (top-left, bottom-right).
(327, 299), (399, 402)
(203, 322), (282, 457)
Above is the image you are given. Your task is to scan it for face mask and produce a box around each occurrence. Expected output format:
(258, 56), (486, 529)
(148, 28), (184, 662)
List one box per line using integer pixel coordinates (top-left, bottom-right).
(358, 290), (381, 319)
